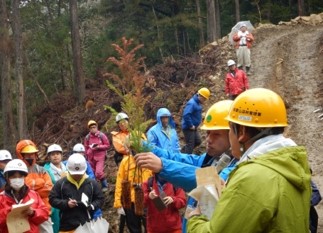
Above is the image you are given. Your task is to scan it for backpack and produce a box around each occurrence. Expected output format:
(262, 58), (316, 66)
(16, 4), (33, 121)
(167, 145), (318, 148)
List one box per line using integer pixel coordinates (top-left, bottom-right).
(85, 132), (106, 144)
(85, 132), (109, 160)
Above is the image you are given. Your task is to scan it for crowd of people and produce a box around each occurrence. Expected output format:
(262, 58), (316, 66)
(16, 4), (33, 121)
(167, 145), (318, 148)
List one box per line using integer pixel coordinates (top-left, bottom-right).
(0, 22), (321, 233)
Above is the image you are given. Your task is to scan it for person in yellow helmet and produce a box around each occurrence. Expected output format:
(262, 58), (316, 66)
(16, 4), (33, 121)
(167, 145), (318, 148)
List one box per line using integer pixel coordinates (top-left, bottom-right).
(134, 100), (234, 233)
(181, 87), (211, 154)
(187, 88), (311, 233)
(16, 139), (54, 233)
(84, 120), (110, 192)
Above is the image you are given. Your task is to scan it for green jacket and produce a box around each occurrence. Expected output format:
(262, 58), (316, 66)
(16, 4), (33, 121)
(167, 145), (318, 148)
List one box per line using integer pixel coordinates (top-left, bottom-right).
(188, 146), (311, 233)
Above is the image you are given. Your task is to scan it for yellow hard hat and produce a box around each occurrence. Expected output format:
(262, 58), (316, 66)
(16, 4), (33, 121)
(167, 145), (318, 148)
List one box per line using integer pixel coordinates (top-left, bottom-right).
(87, 120), (97, 128)
(226, 88), (288, 128)
(198, 88), (210, 99)
(201, 100), (233, 130)
(21, 145), (39, 154)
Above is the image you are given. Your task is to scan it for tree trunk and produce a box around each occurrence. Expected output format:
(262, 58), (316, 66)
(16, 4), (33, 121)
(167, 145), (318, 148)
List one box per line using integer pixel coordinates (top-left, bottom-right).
(298, 0), (305, 16)
(0, 0), (16, 152)
(206, 0), (216, 42)
(151, 5), (164, 61)
(215, 0), (221, 39)
(235, 0), (240, 22)
(195, 0), (205, 47)
(70, 0), (85, 104)
(12, 0), (27, 139)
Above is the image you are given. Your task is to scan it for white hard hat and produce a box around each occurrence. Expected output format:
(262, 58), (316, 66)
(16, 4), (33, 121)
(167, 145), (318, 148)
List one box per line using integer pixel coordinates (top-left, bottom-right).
(227, 59), (236, 67)
(67, 153), (87, 175)
(116, 112), (129, 123)
(47, 144), (63, 155)
(0, 150), (12, 161)
(73, 143), (85, 153)
(4, 159), (28, 175)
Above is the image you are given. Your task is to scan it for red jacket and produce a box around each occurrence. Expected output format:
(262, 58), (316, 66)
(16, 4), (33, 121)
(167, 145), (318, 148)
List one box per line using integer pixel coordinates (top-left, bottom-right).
(233, 31), (254, 48)
(0, 187), (49, 233)
(225, 68), (249, 96)
(143, 178), (186, 233)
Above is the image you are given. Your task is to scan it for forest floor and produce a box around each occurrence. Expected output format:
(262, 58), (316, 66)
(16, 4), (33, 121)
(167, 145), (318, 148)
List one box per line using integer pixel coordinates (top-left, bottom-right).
(33, 14), (323, 232)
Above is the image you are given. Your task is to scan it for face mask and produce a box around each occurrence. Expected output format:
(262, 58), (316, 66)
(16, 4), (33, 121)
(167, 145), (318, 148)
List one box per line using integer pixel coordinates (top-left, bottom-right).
(10, 177), (25, 191)
(25, 158), (34, 166)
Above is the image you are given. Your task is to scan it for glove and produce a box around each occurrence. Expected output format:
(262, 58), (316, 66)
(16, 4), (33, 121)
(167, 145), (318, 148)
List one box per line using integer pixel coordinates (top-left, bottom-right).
(117, 207), (126, 215)
(163, 196), (174, 205)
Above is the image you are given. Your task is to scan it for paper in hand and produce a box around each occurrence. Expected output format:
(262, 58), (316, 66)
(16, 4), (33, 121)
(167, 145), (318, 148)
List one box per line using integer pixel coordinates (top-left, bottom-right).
(7, 198), (34, 233)
(81, 193), (89, 207)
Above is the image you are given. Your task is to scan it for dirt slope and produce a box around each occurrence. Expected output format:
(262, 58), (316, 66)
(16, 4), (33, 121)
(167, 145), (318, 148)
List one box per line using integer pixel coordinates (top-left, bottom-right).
(251, 23), (323, 231)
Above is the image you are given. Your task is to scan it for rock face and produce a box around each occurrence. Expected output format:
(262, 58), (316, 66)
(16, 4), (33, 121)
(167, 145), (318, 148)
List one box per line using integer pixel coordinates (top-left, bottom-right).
(279, 13), (323, 25)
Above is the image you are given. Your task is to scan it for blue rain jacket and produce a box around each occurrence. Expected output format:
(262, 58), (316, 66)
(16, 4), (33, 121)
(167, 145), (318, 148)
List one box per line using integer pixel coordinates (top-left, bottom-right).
(181, 94), (203, 130)
(147, 108), (180, 153)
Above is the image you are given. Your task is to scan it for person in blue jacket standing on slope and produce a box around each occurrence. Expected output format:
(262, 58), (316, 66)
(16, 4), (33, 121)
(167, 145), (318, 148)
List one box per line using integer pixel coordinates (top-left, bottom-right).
(181, 87), (210, 154)
(147, 108), (180, 153)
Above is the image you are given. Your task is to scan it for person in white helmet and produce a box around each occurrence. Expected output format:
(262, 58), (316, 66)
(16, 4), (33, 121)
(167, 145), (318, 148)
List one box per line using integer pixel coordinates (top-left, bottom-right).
(72, 143), (96, 180)
(43, 144), (67, 233)
(0, 159), (50, 233)
(71, 143), (103, 221)
(16, 139), (54, 233)
(49, 154), (105, 232)
(44, 144), (67, 183)
(111, 112), (130, 166)
(111, 112), (130, 233)
(0, 150), (12, 191)
(225, 59), (249, 100)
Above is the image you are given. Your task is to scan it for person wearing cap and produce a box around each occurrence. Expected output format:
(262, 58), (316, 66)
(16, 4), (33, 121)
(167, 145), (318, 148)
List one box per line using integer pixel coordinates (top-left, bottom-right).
(0, 159), (49, 233)
(111, 112), (131, 167)
(135, 100), (235, 233)
(233, 23), (254, 74)
(181, 87), (210, 154)
(43, 144), (67, 233)
(147, 108), (180, 153)
(0, 150), (12, 191)
(84, 120), (110, 192)
(16, 139), (54, 233)
(49, 153), (105, 232)
(187, 88), (311, 233)
(225, 59), (249, 100)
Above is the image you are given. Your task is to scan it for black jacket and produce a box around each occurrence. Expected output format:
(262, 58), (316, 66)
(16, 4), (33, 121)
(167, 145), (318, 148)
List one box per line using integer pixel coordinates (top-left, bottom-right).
(49, 176), (105, 231)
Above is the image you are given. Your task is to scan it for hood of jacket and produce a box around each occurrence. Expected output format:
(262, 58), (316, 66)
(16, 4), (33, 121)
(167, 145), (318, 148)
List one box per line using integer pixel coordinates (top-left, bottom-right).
(156, 108), (175, 128)
(240, 146), (311, 191)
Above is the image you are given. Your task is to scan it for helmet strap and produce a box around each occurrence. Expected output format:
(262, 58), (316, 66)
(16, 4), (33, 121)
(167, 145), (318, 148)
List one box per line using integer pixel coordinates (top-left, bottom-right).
(237, 126), (273, 154)
(245, 128), (273, 146)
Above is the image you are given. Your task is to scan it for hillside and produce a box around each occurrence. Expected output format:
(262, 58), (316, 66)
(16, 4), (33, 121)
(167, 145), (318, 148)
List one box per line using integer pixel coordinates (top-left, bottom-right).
(251, 19), (323, 231)
(33, 14), (323, 232)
